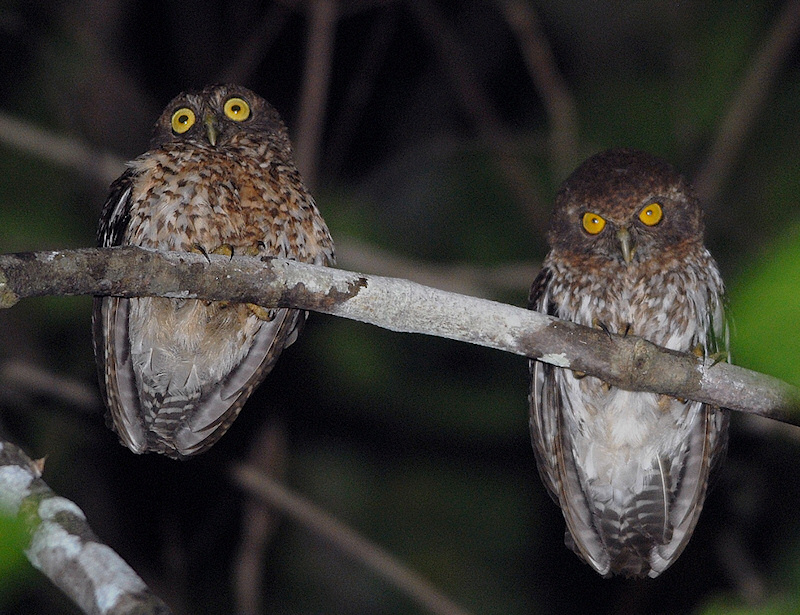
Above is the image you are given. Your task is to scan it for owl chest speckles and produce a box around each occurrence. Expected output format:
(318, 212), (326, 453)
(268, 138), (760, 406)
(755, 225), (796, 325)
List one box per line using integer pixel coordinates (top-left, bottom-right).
(124, 139), (332, 263)
(541, 245), (723, 352)
(528, 148), (729, 578)
(93, 84), (335, 458)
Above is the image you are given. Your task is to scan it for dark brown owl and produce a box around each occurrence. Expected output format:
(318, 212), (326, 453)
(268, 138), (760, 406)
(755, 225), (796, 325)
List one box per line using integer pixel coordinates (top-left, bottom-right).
(93, 84), (334, 459)
(528, 148), (728, 578)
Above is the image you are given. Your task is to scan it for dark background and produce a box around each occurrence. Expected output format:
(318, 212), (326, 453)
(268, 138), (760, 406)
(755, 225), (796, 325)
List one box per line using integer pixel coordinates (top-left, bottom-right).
(1, 1), (800, 614)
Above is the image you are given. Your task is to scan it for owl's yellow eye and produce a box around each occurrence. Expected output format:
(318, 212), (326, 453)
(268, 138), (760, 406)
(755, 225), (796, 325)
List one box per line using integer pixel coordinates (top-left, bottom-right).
(223, 97), (251, 121)
(639, 202), (663, 226)
(171, 108), (196, 134)
(582, 212), (606, 235)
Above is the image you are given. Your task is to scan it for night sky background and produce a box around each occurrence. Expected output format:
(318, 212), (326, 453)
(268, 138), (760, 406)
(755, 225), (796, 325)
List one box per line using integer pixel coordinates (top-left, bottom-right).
(2, 1), (800, 614)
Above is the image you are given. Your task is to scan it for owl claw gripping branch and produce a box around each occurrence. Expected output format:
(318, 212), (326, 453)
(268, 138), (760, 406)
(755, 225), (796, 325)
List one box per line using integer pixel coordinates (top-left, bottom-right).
(93, 84), (334, 458)
(528, 149), (728, 578)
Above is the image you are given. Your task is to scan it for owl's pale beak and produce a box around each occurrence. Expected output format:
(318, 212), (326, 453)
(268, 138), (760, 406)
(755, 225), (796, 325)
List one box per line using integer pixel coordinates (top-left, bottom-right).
(204, 113), (219, 146)
(617, 227), (635, 263)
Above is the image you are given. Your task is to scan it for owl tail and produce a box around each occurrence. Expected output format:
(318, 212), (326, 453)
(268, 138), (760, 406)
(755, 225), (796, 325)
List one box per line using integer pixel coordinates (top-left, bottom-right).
(587, 467), (673, 578)
(563, 405), (717, 578)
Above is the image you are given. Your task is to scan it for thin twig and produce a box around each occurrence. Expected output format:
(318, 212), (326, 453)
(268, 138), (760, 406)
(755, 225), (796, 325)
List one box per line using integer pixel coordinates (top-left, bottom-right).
(218, 3), (292, 85)
(497, 0), (579, 179)
(1, 246), (799, 426)
(0, 359), (101, 412)
(337, 236), (535, 297)
(0, 111), (123, 185)
(405, 0), (546, 227)
(325, 9), (396, 178)
(233, 419), (287, 615)
(232, 464), (473, 615)
(0, 439), (172, 615)
(295, 0), (340, 187)
(694, 0), (800, 206)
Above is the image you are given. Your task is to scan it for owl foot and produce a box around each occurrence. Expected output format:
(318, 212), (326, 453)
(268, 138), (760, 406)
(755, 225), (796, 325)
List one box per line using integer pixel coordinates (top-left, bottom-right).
(247, 303), (276, 321)
(241, 243), (263, 257)
(211, 244), (235, 259)
(592, 318), (614, 339)
(191, 244), (211, 262)
(707, 350), (729, 367)
(189, 245), (236, 306)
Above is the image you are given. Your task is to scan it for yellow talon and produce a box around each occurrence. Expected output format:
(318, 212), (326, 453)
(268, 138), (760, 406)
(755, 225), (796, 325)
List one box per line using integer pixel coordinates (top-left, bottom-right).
(247, 303), (275, 321)
(211, 244), (235, 258)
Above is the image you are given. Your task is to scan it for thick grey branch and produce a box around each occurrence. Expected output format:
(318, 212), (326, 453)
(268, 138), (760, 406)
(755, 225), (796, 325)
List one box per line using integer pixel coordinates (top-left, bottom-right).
(0, 439), (172, 615)
(1, 246), (799, 427)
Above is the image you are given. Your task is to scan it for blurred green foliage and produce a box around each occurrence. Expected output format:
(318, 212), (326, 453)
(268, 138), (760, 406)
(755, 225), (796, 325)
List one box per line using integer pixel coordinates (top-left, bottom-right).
(731, 224), (800, 388)
(0, 514), (32, 608)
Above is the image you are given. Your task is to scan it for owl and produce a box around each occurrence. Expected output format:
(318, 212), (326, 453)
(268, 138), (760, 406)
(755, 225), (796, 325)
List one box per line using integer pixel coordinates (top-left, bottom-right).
(528, 148), (728, 578)
(93, 84), (334, 459)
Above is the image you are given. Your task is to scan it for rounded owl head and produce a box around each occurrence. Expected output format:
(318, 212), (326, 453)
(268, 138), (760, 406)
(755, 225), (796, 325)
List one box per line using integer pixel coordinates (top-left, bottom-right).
(547, 148), (704, 264)
(150, 84), (290, 151)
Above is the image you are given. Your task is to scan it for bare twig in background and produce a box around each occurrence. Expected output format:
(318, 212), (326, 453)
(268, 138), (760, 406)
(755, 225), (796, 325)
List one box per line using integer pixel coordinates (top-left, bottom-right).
(0, 439), (172, 615)
(2, 246), (799, 427)
(716, 532), (766, 605)
(325, 9), (396, 178)
(234, 419), (288, 615)
(232, 464), (473, 615)
(406, 0), (547, 228)
(0, 111), (123, 185)
(295, 0), (340, 187)
(219, 3), (292, 85)
(337, 236), (535, 297)
(497, 0), (580, 180)
(694, 0), (800, 206)
(0, 359), (100, 412)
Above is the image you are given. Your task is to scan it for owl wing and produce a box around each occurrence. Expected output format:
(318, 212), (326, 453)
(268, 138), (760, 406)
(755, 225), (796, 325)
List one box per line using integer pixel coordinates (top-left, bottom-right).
(648, 399), (726, 576)
(650, 284), (730, 574)
(528, 266), (613, 575)
(93, 169), (147, 451)
(168, 308), (305, 456)
(528, 263), (730, 578)
(92, 171), (311, 457)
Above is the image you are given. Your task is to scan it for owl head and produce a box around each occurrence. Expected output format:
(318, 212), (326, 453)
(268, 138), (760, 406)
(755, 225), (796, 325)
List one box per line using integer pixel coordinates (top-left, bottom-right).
(150, 83), (290, 151)
(547, 148), (704, 264)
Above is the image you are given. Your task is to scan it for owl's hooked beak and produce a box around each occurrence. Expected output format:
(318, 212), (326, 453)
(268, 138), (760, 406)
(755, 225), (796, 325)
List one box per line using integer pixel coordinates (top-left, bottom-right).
(617, 227), (635, 263)
(204, 113), (219, 146)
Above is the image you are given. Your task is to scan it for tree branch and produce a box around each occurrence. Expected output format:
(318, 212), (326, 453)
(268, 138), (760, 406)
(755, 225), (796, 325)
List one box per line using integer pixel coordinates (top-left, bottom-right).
(693, 0), (800, 206)
(0, 439), (172, 615)
(231, 464), (472, 615)
(1, 246), (798, 427)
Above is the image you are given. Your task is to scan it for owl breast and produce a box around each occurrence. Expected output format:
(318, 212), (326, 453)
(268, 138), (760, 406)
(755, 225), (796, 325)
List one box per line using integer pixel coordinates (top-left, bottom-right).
(531, 246), (727, 577)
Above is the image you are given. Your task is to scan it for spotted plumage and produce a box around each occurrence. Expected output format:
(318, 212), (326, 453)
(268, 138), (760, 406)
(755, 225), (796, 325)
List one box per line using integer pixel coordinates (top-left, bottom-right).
(528, 149), (728, 577)
(93, 84), (334, 458)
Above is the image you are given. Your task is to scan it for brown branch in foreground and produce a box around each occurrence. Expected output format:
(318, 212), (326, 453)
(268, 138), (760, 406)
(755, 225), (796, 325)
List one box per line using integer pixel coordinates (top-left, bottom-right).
(1, 246), (799, 426)
(0, 439), (172, 615)
(693, 0), (800, 206)
(231, 464), (472, 615)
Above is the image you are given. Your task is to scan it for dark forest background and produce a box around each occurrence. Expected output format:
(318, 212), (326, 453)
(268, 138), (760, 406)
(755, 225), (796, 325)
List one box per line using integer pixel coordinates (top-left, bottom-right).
(1, 1), (800, 614)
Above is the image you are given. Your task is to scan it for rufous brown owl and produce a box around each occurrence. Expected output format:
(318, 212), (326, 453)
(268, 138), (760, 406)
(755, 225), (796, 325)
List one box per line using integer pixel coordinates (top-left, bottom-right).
(93, 84), (334, 459)
(528, 148), (728, 577)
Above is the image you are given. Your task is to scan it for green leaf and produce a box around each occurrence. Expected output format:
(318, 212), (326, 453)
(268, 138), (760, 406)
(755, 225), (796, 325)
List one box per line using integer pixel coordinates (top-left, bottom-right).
(730, 223), (800, 388)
